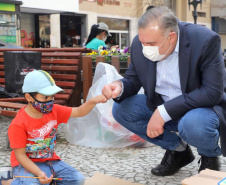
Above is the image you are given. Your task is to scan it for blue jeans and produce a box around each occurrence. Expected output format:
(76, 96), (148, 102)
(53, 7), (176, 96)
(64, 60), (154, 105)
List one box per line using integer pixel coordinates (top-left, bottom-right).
(11, 160), (85, 185)
(113, 94), (221, 157)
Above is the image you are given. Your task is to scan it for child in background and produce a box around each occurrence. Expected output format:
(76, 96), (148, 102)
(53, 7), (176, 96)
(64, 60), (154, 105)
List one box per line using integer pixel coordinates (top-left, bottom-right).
(2, 70), (107, 185)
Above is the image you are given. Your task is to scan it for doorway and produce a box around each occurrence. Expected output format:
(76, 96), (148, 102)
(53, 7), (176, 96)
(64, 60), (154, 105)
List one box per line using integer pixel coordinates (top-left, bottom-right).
(60, 15), (82, 47)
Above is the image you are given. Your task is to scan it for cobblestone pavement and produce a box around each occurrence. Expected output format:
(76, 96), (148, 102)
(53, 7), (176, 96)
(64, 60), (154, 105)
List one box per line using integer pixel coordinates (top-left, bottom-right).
(1, 115), (226, 185)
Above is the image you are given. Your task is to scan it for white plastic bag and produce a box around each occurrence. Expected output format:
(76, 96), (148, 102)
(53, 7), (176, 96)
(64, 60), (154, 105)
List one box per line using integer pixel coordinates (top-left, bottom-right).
(63, 63), (145, 148)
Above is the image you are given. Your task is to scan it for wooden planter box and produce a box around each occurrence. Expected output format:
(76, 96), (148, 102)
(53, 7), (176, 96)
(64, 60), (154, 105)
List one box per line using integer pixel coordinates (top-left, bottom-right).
(82, 55), (130, 102)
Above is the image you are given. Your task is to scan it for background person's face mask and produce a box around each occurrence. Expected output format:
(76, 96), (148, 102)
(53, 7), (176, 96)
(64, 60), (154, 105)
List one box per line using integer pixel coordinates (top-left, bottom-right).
(103, 36), (107, 42)
(102, 32), (107, 42)
(142, 33), (171, 62)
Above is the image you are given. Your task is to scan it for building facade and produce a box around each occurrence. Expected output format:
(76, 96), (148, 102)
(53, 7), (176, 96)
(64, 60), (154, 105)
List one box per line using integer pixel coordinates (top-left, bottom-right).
(79, 0), (212, 49)
(175, 0), (211, 28)
(79, 0), (144, 49)
(0, 0), (221, 50)
(211, 0), (226, 51)
(19, 0), (81, 48)
(0, 0), (22, 46)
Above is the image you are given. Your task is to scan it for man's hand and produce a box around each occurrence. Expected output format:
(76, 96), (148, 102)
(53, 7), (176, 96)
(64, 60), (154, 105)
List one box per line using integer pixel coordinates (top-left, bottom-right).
(147, 109), (165, 138)
(102, 81), (122, 100)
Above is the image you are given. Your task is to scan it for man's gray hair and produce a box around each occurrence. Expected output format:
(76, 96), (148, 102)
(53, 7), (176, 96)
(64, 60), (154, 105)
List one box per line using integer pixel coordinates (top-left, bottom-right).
(138, 6), (179, 35)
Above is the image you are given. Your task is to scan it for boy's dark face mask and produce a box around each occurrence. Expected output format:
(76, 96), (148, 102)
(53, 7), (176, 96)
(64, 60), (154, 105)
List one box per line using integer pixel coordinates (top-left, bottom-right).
(29, 94), (54, 114)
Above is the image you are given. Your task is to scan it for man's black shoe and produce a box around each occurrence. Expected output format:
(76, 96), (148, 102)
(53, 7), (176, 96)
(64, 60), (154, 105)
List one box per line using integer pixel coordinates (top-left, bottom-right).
(198, 156), (220, 172)
(151, 145), (195, 176)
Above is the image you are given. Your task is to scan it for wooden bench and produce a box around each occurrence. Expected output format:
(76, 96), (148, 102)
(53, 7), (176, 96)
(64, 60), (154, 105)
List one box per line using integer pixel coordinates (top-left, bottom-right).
(0, 47), (91, 150)
(0, 47), (91, 117)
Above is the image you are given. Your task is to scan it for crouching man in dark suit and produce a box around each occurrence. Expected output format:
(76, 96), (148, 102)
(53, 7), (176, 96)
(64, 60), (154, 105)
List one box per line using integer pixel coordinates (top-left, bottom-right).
(102, 6), (226, 176)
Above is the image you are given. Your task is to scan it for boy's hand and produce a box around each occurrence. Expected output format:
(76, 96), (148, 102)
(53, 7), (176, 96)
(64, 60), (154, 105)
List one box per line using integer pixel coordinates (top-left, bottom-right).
(38, 171), (53, 184)
(91, 95), (107, 104)
(70, 94), (107, 117)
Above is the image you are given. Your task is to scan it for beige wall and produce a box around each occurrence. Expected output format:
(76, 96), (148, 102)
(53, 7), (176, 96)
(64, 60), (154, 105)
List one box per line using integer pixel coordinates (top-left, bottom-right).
(22, 0), (79, 12)
(176, 0), (187, 21)
(79, 0), (143, 18)
(184, 0), (211, 28)
(211, 0), (226, 18)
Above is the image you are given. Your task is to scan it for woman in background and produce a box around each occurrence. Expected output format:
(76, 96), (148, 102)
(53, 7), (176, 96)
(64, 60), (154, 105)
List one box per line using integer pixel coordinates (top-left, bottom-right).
(85, 22), (111, 50)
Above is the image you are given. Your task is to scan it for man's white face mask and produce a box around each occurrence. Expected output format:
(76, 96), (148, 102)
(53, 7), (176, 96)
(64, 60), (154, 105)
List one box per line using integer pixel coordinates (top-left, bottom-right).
(142, 33), (172, 62)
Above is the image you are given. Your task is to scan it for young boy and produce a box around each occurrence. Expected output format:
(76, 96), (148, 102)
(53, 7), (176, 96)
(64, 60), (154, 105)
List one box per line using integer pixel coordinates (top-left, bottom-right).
(2, 70), (107, 185)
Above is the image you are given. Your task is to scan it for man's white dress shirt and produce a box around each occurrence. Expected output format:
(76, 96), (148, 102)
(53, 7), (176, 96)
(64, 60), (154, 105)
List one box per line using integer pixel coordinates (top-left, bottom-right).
(157, 32), (182, 122)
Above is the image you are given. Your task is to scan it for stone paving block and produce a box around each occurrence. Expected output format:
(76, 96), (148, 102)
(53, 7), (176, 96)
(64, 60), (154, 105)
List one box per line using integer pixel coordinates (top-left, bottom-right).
(1, 116), (226, 185)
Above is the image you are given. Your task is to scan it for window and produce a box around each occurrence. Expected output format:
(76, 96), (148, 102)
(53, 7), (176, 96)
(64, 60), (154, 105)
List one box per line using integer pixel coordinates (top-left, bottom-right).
(98, 17), (130, 49)
(192, 11), (206, 17)
(39, 15), (50, 48)
(212, 17), (226, 34)
(0, 14), (17, 44)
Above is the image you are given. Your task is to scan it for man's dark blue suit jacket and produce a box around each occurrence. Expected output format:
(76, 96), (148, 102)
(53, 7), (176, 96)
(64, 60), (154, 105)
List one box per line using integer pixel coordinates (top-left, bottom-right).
(117, 21), (226, 156)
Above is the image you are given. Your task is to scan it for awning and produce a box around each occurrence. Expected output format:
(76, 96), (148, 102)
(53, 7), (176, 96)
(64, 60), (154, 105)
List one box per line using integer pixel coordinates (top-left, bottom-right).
(0, 0), (22, 14)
